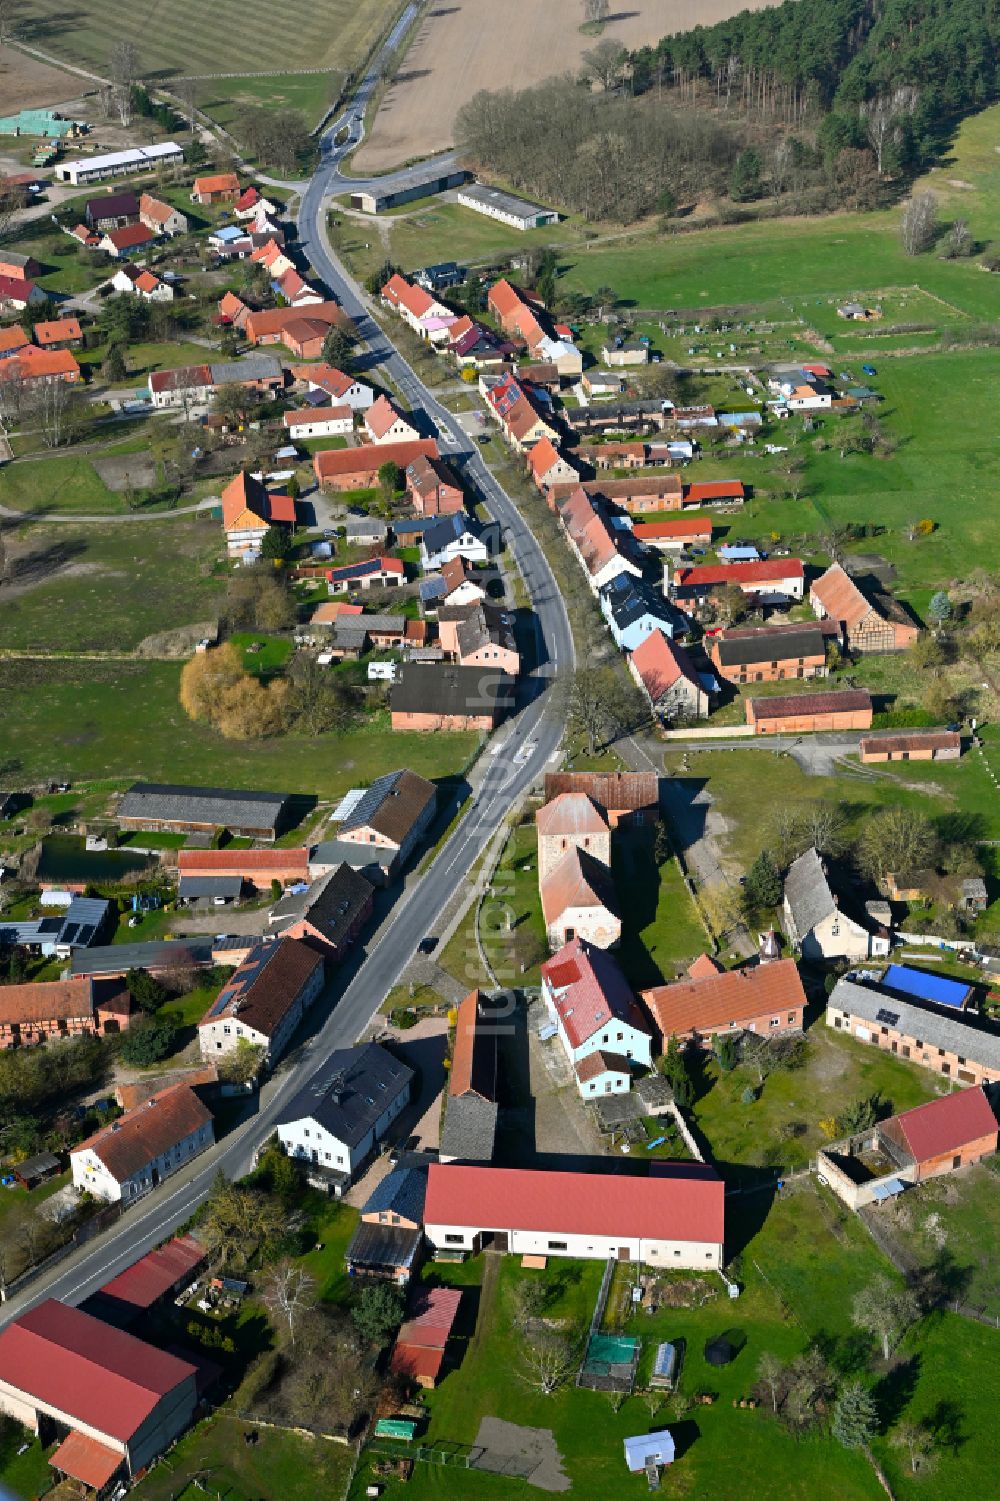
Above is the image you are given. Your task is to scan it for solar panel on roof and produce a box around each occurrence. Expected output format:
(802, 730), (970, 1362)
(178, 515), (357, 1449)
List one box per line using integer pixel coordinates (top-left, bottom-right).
(876, 1007), (900, 1027)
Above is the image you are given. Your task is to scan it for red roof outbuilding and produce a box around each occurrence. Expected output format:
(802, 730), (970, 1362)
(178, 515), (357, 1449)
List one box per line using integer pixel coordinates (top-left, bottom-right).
(888, 1087), (999, 1164)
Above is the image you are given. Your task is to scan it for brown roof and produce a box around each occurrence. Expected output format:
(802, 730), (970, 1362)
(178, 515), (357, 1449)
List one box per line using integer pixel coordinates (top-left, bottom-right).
(178, 848), (310, 879)
(193, 172), (240, 195)
(74, 1083), (212, 1182)
(747, 688), (872, 722)
(575, 1049), (633, 1083)
(199, 937), (324, 1039)
(535, 793), (608, 839)
(342, 768), (436, 846)
(116, 1065), (217, 1111)
(687, 953), (724, 980)
(540, 846), (620, 928)
(859, 730), (960, 756)
(449, 990), (498, 1101)
(644, 959), (806, 1039)
(0, 977), (94, 1027)
(543, 771), (657, 815)
(810, 563), (871, 628)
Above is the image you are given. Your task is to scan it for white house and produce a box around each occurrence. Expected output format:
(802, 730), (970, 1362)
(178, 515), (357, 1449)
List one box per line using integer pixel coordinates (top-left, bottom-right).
(420, 513), (491, 571)
(276, 1042), (413, 1184)
(299, 367), (374, 410)
(111, 264), (174, 301)
(70, 1082), (214, 1204)
(540, 938), (652, 1097)
(783, 846), (890, 962)
(423, 1163), (725, 1268)
(365, 394), (421, 445)
(197, 938), (324, 1068)
(282, 405), (354, 440)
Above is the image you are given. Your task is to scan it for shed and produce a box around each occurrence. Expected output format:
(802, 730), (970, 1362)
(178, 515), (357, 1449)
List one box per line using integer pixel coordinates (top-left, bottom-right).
(623, 1430), (675, 1472)
(12, 1150), (61, 1189)
(650, 1341), (679, 1389)
(178, 875), (243, 904)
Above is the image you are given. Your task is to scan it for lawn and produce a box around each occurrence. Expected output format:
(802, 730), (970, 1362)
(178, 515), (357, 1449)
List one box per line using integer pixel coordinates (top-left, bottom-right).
(0, 1171), (71, 1229)
(439, 819), (547, 991)
(0, 658), (479, 799)
(130, 1411), (354, 1501)
(21, 0), (401, 78)
(298, 1199), (359, 1306)
(614, 828), (708, 989)
(689, 1022), (943, 1179)
(0, 517), (225, 651)
(229, 632), (295, 676)
(0, 1420), (52, 1501)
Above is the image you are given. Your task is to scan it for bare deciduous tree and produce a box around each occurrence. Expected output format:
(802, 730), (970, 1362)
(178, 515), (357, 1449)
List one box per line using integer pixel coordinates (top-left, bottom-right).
(518, 1327), (580, 1396)
(757, 1351), (785, 1413)
(900, 191), (938, 256)
(580, 39), (627, 92)
(110, 40), (140, 128)
(175, 77), (200, 133)
(859, 87), (918, 177)
(892, 1419), (937, 1475)
(582, 0), (610, 25)
(852, 1274), (921, 1361)
(262, 1260), (315, 1347)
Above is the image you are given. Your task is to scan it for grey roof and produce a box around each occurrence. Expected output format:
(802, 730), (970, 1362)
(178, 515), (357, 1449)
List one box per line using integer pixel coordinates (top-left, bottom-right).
(459, 183), (553, 221)
(422, 512), (481, 556)
(178, 875), (244, 900)
(419, 575), (448, 604)
(602, 574), (684, 636)
(716, 625), (825, 668)
(209, 354), (283, 384)
(0, 919), (56, 947)
(362, 1163), (427, 1222)
(339, 769), (436, 843)
(309, 838), (394, 880)
(390, 664), (514, 717)
(56, 895), (111, 949)
(455, 603), (515, 660)
(71, 939), (214, 976)
(829, 978), (1000, 1071)
(783, 847), (836, 938)
(118, 781), (289, 831)
(346, 1220), (421, 1273)
(440, 1093), (498, 1161)
(344, 519), (388, 540)
(278, 1041), (413, 1146)
(270, 863), (373, 948)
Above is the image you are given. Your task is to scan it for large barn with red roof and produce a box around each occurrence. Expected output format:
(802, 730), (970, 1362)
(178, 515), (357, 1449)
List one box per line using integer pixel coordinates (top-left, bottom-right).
(0, 1299), (199, 1488)
(423, 1163), (725, 1267)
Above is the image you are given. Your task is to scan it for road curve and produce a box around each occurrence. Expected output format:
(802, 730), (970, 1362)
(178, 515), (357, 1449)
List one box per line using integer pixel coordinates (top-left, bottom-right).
(0, 84), (573, 1326)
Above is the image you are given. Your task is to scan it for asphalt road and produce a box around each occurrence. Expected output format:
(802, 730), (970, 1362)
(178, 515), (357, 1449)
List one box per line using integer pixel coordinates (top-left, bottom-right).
(0, 47), (574, 1326)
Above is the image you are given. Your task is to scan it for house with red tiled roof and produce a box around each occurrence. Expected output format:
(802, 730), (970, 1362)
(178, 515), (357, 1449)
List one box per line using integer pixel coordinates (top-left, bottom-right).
(0, 346), (80, 384)
(629, 629), (710, 722)
(407, 453), (464, 516)
(71, 1081), (214, 1202)
(879, 1087), (998, 1183)
(810, 562), (919, 654)
(381, 272), (455, 342)
(526, 435), (578, 492)
(220, 470), (296, 559)
(217, 289), (249, 328)
(100, 222), (156, 258)
(275, 266), (323, 307)
(669, 558), (805, 608)
(642, 958), (806, 1049)
(139, 192), (188, 236)
(633, 515), (714, 552)
(69, 222), (100, 248)
(543, 771), (658, 827)
(365, 393), (421, 444)
(683, 480), (746, 508)
(449, 990), (498, 1102)
(0, 1300), (199, 1488)
(540, 937), (651, 1094)
(290, 361), (374, 410)
(687, 953), (725, 981)
(314, 438), (438, 492)
(111, 262), (173, 301)
(558, 486), (642, 595)
(0, 324), (30, 358)
(191, 171), (241, 204)
(423, 1161), (725, 1266)
(746, 688), (872, 735)
(483, 372), (559, 452)
(282, 403), (353, 439)
(0, 975), (132, 1049)
(0, 273), (45, 310)
(33, 317), (82, 349)
(243, 301), (345, 349)
(177, 847), (309, 889)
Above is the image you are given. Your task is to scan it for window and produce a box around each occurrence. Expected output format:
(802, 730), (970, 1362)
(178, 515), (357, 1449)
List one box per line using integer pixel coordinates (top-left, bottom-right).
(304, 1128), (310, 1137)
(941, 1062), (951, 1076)
(673, 1249), (681, 1257)
(787, 1013), (795, 1024)
(223, 1025), (231, 1036)
(444, 1234), (464, 1245)
(548, 1240), (568, 1251)
(958, 1056), (966, 1065)
(769, 1017), (780, 1028)
(953, 1155), (962, 1170)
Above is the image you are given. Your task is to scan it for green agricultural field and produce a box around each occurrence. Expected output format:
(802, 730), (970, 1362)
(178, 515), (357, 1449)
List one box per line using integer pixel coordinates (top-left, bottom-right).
(21, 0), (401, 81)
(0, 658), (479, 798)
(0, 518), (225, 651)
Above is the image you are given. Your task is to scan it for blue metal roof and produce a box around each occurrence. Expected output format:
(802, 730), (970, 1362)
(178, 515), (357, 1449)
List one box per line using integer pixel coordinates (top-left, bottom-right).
(882, 964), (972, 1010)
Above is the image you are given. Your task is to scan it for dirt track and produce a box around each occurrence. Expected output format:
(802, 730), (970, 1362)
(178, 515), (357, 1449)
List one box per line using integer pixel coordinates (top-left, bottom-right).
(354, 0), (782, 172)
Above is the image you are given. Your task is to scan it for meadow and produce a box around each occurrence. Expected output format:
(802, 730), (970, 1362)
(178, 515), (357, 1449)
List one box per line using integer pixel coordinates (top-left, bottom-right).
(0, 658), (479, 799)
(0, 516), (225, 652)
